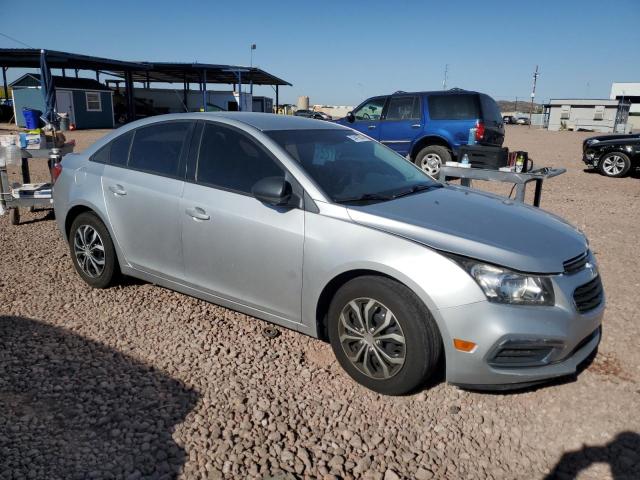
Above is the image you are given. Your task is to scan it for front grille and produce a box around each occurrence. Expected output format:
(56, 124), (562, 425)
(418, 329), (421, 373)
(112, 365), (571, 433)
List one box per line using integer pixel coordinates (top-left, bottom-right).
(563, 251), (589, 274)
(573, 276), (604, 313)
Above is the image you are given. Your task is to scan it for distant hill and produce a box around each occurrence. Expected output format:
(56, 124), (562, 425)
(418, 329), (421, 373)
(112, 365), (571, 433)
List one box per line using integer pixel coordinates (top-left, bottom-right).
(497, 100), (543, 114)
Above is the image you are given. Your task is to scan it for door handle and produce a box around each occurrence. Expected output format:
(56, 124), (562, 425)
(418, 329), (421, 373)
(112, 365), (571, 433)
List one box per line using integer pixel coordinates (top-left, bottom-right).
(108, 184), (127, 196)
(185, 207), (210, 221)
(368, 125), (377, 129)
(411, 124), (421, 128)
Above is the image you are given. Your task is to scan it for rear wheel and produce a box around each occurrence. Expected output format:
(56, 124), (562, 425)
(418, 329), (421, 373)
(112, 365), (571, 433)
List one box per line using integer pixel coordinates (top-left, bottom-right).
(328, 276), (442, 395)
(69, 212), (119, 288)
(598, 152), (631, 178)
(414, 145), (451, 176)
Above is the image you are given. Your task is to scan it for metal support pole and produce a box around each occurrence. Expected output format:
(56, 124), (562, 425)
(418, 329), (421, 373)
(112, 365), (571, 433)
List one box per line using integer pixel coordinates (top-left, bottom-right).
(62, 68), (66, 77)
(202, 69), (207, 112)
(96, 70), (100, 82)
(237, 71), (242, 111)
(275, 85), (279, 114)
(2, 67), (8, 101)
(183, 75), (188, 112)
(146, 72), (150, 89)
(74, 69), (79, 78)
(125, 70), (135, 122)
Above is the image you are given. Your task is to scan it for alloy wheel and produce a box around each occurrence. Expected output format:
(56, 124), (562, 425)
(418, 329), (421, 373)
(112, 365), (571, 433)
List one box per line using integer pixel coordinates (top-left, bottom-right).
(601, 155), (626, 176)
(338, 298), (406, 380)
(73, 225), (105, 278)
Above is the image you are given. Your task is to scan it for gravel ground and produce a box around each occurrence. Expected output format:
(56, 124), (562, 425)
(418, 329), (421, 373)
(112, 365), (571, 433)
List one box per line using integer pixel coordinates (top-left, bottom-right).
(1, 124), (639, 479)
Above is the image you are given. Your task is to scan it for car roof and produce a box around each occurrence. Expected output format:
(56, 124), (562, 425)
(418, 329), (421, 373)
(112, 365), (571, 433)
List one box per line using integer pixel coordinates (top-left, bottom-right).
(208, 112), (345, 131)
(125, 112), (347, 132)
(384, 89), (481, 97)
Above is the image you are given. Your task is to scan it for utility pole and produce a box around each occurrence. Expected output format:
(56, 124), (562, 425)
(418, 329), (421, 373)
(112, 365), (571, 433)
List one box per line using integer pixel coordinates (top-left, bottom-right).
(442, 64), (448, 90)
(529, 65), (539, 128)
(514, 96), (518, 113)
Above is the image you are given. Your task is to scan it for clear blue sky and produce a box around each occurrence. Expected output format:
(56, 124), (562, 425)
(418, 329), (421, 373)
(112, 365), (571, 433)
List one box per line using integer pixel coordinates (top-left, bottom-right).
(2, 0), (639, 106)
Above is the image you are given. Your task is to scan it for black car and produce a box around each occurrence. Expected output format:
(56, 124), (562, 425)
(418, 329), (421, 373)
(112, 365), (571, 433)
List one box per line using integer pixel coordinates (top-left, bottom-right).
(582, 133), (640, 177)
(502, 115), (517, 125)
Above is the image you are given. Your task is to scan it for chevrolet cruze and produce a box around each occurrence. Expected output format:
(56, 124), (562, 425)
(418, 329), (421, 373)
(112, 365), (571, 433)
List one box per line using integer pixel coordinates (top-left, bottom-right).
(53, 113), (604, 395)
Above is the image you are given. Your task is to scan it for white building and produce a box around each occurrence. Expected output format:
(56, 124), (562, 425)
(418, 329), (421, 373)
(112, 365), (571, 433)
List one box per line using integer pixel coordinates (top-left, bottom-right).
(610, 82), (640, 130)
(545, 99), (630, 133)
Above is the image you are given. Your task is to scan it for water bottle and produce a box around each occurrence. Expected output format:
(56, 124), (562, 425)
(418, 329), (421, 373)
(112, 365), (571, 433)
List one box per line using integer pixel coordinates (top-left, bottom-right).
(461, 153), (470, 165)
(468, 128), (476, 145)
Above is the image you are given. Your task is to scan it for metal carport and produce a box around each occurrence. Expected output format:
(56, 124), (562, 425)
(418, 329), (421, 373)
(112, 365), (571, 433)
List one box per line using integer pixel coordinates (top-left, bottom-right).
(0, 49), (292, 123)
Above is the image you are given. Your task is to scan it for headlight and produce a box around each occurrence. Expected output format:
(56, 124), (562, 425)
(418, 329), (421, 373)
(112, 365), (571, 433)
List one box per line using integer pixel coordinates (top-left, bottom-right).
(586, 139), (599, 145)
(453, 258), (555, 306)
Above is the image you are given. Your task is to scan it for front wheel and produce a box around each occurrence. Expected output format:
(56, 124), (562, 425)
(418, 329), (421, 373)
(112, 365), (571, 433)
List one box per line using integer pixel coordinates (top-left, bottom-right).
(69, 212), (119, 288)
(328, 276), (442, 395)
(598, 152), (631, 178)
(414, 145), (451, 176)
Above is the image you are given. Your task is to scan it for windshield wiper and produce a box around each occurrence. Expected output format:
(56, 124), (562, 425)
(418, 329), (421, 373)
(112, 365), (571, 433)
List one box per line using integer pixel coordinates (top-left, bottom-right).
(334, 193), (394, 204)
(391, 183), (443, 199)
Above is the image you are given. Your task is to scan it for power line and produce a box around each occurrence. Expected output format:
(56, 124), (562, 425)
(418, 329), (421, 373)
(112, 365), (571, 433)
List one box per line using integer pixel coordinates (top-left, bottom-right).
(0, 32), (34, 48)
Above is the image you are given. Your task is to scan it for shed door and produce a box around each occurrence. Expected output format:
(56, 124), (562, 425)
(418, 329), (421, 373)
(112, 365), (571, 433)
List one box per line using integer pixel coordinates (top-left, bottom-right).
(56, 90), (75, 125)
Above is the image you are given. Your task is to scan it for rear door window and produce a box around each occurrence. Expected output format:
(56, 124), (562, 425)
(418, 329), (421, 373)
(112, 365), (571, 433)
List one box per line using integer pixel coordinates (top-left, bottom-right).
(385, 96), (420, 121)
(109, 131), (134, 167)
(91, 144), (110, 164)
(196, 122), (284, 194)
(128, 122), (191, 177)
(427, 94), (480, 120)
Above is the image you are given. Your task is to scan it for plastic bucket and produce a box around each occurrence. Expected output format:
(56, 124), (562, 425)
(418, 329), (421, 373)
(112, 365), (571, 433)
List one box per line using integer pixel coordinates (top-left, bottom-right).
(22, 108), (42, 129)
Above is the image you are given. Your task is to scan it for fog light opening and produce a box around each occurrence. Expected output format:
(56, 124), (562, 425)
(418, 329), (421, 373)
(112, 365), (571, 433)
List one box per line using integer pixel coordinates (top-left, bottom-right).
(454, 338), (477, 353)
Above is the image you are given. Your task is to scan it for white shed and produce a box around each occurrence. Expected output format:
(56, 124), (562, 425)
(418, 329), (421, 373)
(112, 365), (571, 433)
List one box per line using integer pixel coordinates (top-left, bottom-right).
(545, 99), (630, 133)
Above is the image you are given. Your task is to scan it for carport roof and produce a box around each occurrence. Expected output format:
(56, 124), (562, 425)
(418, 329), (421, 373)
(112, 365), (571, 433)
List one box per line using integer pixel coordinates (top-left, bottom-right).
(0, 48), (292, 86)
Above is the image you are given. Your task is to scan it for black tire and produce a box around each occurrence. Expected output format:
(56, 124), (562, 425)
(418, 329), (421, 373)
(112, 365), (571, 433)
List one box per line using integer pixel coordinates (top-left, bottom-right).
(328, 275), (442, 395)
(68, 211), (119, 289)
(414, 145), (451, 176)
(598, 152), (631, 178)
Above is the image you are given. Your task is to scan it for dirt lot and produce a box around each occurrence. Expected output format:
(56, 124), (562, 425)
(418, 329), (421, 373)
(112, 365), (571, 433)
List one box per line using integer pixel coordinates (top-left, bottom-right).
(1, 124), (639, 480)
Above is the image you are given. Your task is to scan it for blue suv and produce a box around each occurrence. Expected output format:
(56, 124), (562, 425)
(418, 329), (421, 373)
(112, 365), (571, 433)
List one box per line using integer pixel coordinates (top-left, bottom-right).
(336, 89), (505, 175)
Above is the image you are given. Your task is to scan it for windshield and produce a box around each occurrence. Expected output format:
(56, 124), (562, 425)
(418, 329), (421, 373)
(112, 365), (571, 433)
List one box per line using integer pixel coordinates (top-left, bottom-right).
(266, 129), (440, 203)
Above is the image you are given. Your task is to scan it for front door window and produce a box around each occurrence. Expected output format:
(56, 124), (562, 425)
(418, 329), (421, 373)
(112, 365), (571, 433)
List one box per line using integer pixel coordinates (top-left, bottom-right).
(353, 97), (387, 121)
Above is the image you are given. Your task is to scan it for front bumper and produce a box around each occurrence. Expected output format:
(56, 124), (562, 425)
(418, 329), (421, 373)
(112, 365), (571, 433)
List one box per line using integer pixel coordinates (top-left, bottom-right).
(435, 267), (604, 389)
(582, 150), (599, 167)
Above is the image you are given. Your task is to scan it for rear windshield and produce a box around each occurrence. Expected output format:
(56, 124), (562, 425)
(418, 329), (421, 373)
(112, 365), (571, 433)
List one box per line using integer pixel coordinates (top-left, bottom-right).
(479, 94), (503, 123)
(427, 94), (480, 120)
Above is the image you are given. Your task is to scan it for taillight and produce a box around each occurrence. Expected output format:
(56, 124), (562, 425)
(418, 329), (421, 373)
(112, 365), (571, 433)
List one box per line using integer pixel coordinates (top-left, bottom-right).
(51, 162), (63, 183)
(475, 121), (485, 142)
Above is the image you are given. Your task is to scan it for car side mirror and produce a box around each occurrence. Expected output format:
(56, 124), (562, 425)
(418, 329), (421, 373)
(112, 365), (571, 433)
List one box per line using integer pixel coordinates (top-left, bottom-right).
(346, 111), (355, 123)
(252, 176), (292, 206)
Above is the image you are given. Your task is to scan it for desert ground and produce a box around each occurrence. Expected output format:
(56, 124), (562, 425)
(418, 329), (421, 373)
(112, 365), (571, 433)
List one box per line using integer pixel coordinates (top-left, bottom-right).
(1, 124), (639, 479)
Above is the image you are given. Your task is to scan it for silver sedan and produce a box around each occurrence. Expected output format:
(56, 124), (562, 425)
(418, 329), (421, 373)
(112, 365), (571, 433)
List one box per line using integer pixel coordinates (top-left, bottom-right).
(53, 113), (603, 395)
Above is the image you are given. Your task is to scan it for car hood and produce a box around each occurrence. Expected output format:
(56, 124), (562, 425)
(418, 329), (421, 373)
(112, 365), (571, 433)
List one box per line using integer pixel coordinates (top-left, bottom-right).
(585, 134), (640, 145)
(346, 186), (587, 273)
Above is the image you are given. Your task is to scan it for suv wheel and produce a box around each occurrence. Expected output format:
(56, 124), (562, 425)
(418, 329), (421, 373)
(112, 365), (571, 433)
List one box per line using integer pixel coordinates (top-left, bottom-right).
(328, 276), (442, 395)
(598, 152), (631, 178)
(69, 212), (119, 288)
(414, 145), (451, 176)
